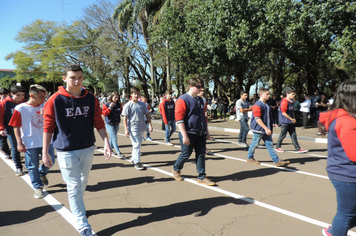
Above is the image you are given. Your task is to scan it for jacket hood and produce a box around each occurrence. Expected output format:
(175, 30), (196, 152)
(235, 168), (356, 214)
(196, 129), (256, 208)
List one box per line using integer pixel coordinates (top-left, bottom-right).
(319, 109), (351, 131)
(57, 86), (88, 98)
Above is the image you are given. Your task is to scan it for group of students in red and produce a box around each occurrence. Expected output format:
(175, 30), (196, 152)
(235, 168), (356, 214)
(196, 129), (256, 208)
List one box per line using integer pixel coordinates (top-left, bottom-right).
(2, 63), (356, 236)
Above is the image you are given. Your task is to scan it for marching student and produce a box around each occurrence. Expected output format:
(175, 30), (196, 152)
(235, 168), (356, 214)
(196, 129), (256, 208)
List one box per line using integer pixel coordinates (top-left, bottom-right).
(159, 90), (176, 146)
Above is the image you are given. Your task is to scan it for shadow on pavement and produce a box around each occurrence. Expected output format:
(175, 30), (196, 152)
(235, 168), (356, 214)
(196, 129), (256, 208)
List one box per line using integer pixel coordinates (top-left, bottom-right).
(0, 205), (55, 227)
(89, 196), (252, 236)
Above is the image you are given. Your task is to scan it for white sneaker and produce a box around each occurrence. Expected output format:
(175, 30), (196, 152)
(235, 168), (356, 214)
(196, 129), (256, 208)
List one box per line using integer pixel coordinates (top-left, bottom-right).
(34, 187), (44, 199)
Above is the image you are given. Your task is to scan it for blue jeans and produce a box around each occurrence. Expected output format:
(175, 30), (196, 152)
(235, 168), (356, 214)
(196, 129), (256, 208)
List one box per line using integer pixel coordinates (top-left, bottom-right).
(238, 118), (249, 143)
(247, 132), (279, 163)
(105, 123), (121, 154)
(7, 134), (21, 169)
(129, 131), (145, 164)
(145, 121), (150, 138)
(57, 146), (95, 232)
(327, 179), (356, 236)
(165, 120), (176, 142)
(173, 133), (206, 180)
(26, 145), (55, 189)
(0, 135), (10, 155)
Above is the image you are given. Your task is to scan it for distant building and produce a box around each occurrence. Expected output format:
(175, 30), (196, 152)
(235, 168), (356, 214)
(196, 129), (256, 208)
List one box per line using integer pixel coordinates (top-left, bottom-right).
(0, 69), (16, 80)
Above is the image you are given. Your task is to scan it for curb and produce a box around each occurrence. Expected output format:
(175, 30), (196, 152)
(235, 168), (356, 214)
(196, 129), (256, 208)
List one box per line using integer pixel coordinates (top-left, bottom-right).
(151, 119), (328, 144)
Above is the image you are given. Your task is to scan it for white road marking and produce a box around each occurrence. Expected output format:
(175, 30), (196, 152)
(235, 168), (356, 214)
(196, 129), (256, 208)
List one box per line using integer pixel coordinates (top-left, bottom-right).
(0, 152), (97, 236)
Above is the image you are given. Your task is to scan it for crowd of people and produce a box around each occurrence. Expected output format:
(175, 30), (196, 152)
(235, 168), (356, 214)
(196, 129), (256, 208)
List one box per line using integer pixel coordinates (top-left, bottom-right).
(1, 63), (355, 236)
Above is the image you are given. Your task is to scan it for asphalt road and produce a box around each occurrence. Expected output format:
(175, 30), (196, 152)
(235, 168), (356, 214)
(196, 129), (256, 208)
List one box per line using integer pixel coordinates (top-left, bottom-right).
(0, 123), (353, 236)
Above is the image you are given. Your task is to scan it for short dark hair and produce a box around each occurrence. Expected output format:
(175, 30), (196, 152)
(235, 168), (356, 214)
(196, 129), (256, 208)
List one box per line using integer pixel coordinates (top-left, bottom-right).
(187, 76), (204, 88)
(165, 90), (173, 95)
(258, 88), (269, 96)
(130, 87), (140, 94)
(286, 89), (296, 94)
(0, 88), (9, 95)
(63, 63), (83, 76)
(29, 84), (47, 96)
(240, 91), (248, 96)
(10, 85), (26, 94)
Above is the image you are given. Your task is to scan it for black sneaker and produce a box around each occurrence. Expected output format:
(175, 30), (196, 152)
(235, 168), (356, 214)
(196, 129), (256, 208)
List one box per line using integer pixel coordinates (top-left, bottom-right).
(134, 162), (145, 170)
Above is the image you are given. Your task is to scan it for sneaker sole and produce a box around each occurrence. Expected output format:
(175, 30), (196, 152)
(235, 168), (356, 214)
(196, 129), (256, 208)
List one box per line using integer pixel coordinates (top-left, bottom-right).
(34, 195), (44, 199)
(247, 161), (260, 165)
(197, 181), (216, 186)
(274, 149), (284, 153)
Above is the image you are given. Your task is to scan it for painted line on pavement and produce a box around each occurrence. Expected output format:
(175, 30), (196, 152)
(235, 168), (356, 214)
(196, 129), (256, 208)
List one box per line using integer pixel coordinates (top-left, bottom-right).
(97, 148), (356, 235)
(0, 152), (97, 236)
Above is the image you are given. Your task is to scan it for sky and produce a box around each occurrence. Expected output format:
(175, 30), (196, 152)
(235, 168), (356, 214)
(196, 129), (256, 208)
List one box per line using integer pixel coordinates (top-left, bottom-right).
(0, 0), (105, 70)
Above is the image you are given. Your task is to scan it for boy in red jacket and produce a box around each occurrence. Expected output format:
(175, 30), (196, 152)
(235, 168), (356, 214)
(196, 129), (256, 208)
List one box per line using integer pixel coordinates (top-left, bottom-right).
(159, 90), (176, 146)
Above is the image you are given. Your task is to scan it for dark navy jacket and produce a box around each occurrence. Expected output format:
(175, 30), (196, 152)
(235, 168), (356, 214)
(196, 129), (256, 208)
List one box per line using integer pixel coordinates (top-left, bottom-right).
(250, 100), (273, 134)
(102, 102), (122, 124)
(175, 93), (207, 136)
(320, 109), (356, 182)
(159, 98), (175, 124)
(43, 86), (105, 151)
(0, 96), (23, 135)
(278, 98), (294, 125)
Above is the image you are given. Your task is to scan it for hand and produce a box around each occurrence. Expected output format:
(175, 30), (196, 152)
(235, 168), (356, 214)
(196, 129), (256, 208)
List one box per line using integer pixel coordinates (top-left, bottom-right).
(17, 143), (26, 153)
(42, 152), (53, 168)
(0, 131), (6, 136)
(182, 135), (190, 145)
(125, 130), (130, 137)
(104, 141), (112, 161)
(206, 133), (211, 140)
(110, 102), (115, 108)
(291, 118), (296, 124)
(265, 128), (272, 135)
(148, 124), (153, 133)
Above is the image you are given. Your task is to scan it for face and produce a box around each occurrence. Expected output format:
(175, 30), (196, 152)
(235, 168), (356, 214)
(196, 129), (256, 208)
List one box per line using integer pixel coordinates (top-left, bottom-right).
(241, 93), (248, 100)
(198, 89), (205, 97)
(63, 71), (84, 88)
(131, 91), (140, 102)
(141, 97), (147, 103)
(32, 91), (47, 105)
(166, 93), (172, 100)
(260, 91), (270, 101)
(190, 84), (203, 97)
(287, 92), (296, 100)
(12, 92), (25, 102)
(112, 95), (119, 103)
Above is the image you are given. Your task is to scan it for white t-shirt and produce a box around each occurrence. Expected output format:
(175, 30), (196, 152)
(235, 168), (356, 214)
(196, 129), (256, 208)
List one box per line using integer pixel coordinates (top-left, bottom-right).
(236, 99), (250, 120)
(122, 101), (149, 133)
(9, 103), (44, 149)
(300, 99), (311, 113)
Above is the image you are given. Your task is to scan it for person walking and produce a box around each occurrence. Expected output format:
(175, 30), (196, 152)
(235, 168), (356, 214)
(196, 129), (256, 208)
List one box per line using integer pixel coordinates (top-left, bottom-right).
(159, 90), (176, 146)
(236, 91), (251, 147)
(320, 81), (356, 236)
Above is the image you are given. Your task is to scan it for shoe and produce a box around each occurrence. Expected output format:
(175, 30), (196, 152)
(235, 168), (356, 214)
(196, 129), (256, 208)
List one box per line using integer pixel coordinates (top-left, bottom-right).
(206, 150), (213, 155)
(166, 142), (174, 146)
(34, 187), (44, 199)
(296, 149), (308, 154)
(146, 137), (153, 141)
(316, 133), (326, 136)
(172, 169), (183, 181)
(81, 228), (93, 236)
(274, 148), (285, 153)
(15, 168), (24, 176)
(247, 158), (260, 164)
(237, 142), (248, 147)
(40, 175), (49, 186)
(197, 178), (216, 186)
(142, 138), (146, 141)
(4, 154), (11, 159)
(134, 162), (145, 170)
(117, 152), (125, 158)
(275, 159), (290, 167)
(322, 226), (332, 236)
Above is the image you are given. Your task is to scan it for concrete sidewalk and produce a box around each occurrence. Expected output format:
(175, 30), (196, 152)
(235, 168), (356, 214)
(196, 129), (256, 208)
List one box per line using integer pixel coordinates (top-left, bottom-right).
(151, 117), (328, 144)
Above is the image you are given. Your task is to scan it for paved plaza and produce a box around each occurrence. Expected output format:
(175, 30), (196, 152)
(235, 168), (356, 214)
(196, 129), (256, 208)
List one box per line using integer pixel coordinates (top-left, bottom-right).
(1, 122), (353, 236)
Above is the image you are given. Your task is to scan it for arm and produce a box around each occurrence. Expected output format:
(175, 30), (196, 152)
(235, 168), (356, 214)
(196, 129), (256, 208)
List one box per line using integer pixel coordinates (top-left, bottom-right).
(97, 128), (111, 160)
(145, 113), (153, 133)
(159, 101), (168, 125)
(0, 101), (6, 136)
(42, 132), (53, 168)
(280, 100), (296, 124)
(13, 127), (26, 153)
(124, 116), (129, 137)
(252, 105), (272, 135)
(175, 99), (189, 145)
(102, 103), (112, 116)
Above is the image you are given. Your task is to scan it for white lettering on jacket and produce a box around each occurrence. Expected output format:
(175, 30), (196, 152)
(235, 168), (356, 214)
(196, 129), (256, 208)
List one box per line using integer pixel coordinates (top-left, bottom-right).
(65, 106), (90, 117)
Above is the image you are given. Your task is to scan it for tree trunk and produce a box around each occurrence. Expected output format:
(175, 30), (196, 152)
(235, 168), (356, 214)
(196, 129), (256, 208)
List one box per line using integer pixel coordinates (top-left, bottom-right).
(149, 49), (155, 99)
(166, 39), (171, 90)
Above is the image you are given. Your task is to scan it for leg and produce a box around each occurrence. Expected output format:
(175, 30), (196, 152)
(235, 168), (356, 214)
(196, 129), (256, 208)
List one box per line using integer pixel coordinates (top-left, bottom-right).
(262, 134), (280, 163)
(247, 133), (263, 160)
(7, 134), (22, 169)
(302, 112), (308, 128)
(106, 123), (121, 154)
(164, 123), (170, 143)
(328, 179), (356, 236)
(0, 135), (10, 156)
(276, 124), (288, 149)
(169, 120), (176, 140)
(238, 120), (243, 142)
(288, 124), (301, 151)
(146, 121), (150, 138)
(194, 134), (206, 180)
(239, 118), (249, 144)
(57, 146), (95, 232)
(173, 133), (195, 172)
(129, 131), (144, 164)
(25, 148), (42, 189)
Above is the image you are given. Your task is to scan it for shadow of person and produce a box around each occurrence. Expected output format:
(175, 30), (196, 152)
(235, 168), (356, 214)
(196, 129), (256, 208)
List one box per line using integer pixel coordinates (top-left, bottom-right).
(88, 196), (253, 235)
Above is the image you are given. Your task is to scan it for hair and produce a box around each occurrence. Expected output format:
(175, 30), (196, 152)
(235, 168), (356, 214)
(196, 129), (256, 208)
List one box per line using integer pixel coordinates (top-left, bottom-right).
(10, 85), (26, 94)
(304, 94), (310, 99)
(240, 91), (248, 96)
(286, 89), (296, 94)
(63, 63), (83, 76)
(0, 88), (9, 95)
(141, 94), (146, 98)
(165, 90), (173, 95)
(29, 84), (47, 96)
(108, 92), (119, 103)
(130, 87), (140, 94)
(187, 76), (204, 88)
(258, 88), (269, 96)
(330, 81), (356, 116)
